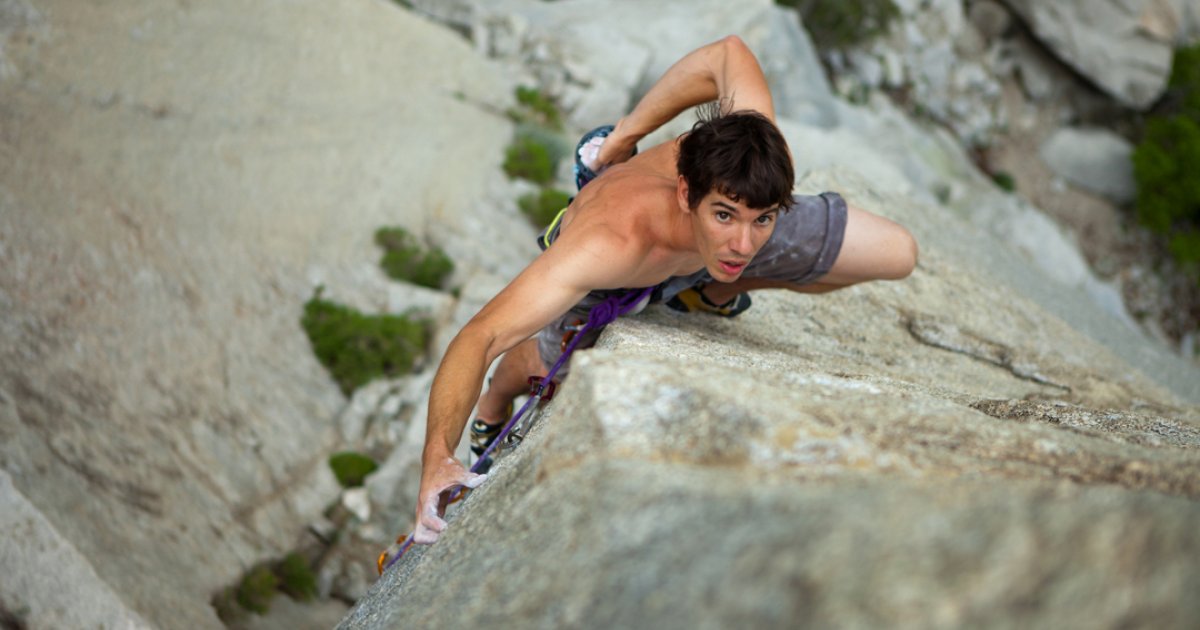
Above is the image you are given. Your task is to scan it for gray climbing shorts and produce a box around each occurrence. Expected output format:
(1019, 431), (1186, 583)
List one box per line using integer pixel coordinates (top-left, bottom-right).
(534, 191), (848, 376)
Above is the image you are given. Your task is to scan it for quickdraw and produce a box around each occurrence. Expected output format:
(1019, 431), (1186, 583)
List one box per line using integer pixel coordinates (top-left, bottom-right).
(376, 286), (654, 575)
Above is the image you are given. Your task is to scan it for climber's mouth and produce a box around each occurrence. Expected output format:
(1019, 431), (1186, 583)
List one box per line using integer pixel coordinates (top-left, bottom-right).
(718, 259), (747, 276)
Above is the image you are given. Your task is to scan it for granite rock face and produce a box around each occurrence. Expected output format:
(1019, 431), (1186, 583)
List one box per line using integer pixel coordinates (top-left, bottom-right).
(343, 171), (1200, 629)
(0, 0), (515, 627)
(0, 470), (152, 629)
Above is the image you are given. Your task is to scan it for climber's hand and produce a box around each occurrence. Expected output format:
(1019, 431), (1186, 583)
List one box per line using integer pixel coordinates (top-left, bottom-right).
(412, 456), (487, 544)
(591, 117), (638, 170)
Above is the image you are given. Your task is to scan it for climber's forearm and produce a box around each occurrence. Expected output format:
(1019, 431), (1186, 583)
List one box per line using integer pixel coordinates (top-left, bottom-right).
(600, 36), (774, 163)
(421, 327), (495, 465)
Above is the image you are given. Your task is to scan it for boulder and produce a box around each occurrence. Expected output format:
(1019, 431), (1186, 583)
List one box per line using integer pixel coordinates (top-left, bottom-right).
(344, 170), (1200, 628)
(1039, 127), (1137, 204)
(0, 0), (513, 626)
(1004, 0), (1175, 109)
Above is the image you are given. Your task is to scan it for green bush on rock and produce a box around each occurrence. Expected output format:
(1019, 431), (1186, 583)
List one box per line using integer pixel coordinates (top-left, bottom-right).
(504, 131), (558, 185)
(1132, 43), (1200, 268)
(991, 171), (1016, 193)
(236, 565), (278, 615)
(508, 86), (563, 131)
(278, 553), (318, 602)
(329, 451), (379, 488)
(215, 554), (319, 619)
(301, 288), (430, 396)
(374, 226), (454, 290)
(505, 86), (570, 216)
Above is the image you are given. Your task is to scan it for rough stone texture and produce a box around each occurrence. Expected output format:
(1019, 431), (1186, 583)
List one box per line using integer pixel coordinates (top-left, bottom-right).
(0, 470), (152, 629)
(838, 0), (1008, 143)
(1003, 0), (1175, 109)
(420, 0), (839, 129)
(1039, 127), (1137, 204)
(0, 0), (514, 627)
(343, 170), (1200, 628)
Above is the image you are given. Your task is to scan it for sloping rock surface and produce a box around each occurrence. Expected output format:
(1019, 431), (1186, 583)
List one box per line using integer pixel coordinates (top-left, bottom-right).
(0, 470), (152, 628)
(0, 0), (513, 626)
(343, 171), (1200, 629)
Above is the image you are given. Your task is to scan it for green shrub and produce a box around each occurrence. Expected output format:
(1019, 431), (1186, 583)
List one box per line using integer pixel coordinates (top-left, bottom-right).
(277, 553), (318, 601)
(504, 131), (557, 185)
(236, 565), (278, 614)
(777, 0), (900, 50)
(991, 171), (1016, 193)
(329, 451), (379, 488)
(1132, 44), (1200, 268)
(508, 86), (563, 131)
(301, 289), (430, 395)
(518, 188), (572, 228)
(374, 226), (454, 290)
(503, 86), (567, 186)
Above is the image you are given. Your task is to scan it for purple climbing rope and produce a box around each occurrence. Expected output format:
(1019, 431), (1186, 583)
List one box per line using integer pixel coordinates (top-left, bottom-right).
(379, 286), (654, 574)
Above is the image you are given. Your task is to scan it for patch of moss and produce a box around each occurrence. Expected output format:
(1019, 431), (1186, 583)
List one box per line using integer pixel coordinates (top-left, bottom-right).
(504, 131), (558, 185)
(329, 451), (379, 488)
(991, 171), (1016, 193)
(777, 0), (900, 50)
(508, 86), (563, 131)
(518, 188), (572, 228)
(374, 226), (454, 290)
(301, 288), (430, 396)
(277, 553), (318, 602)
(1132, 43), (1200, 270)
(236, 565), (278, 615)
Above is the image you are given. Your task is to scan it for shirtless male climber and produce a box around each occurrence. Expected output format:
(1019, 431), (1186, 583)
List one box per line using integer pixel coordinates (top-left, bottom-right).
(412, 36), (918, 545)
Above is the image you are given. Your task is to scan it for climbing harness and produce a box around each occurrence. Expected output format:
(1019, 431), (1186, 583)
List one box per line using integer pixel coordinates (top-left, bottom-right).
(376, 285), (654, 575)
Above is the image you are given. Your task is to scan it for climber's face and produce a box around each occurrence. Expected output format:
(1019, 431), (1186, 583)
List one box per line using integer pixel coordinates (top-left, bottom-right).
(678, 178), (778, 283)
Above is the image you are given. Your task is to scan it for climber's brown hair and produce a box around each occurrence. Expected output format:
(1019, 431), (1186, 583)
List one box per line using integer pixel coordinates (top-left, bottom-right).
(676, 102), (795, 212)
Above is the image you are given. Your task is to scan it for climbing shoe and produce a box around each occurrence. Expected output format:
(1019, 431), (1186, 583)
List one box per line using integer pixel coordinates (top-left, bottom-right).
(470, 418), (503, 453)
(470, 400), (513, 475)
(470, 418), (503, 472)
(665, 284), (752, 318)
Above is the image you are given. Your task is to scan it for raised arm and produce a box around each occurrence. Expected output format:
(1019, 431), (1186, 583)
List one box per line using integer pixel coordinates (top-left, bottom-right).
(597, 35), (775, 166)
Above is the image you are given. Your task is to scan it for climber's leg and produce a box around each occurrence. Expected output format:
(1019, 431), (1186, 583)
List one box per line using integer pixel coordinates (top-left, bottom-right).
(475, 338), (544, 427)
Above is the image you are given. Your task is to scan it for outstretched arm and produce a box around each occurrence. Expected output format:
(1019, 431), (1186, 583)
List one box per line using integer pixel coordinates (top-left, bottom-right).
(597, 35), (775, 166)
(413, 230), (635, 544)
